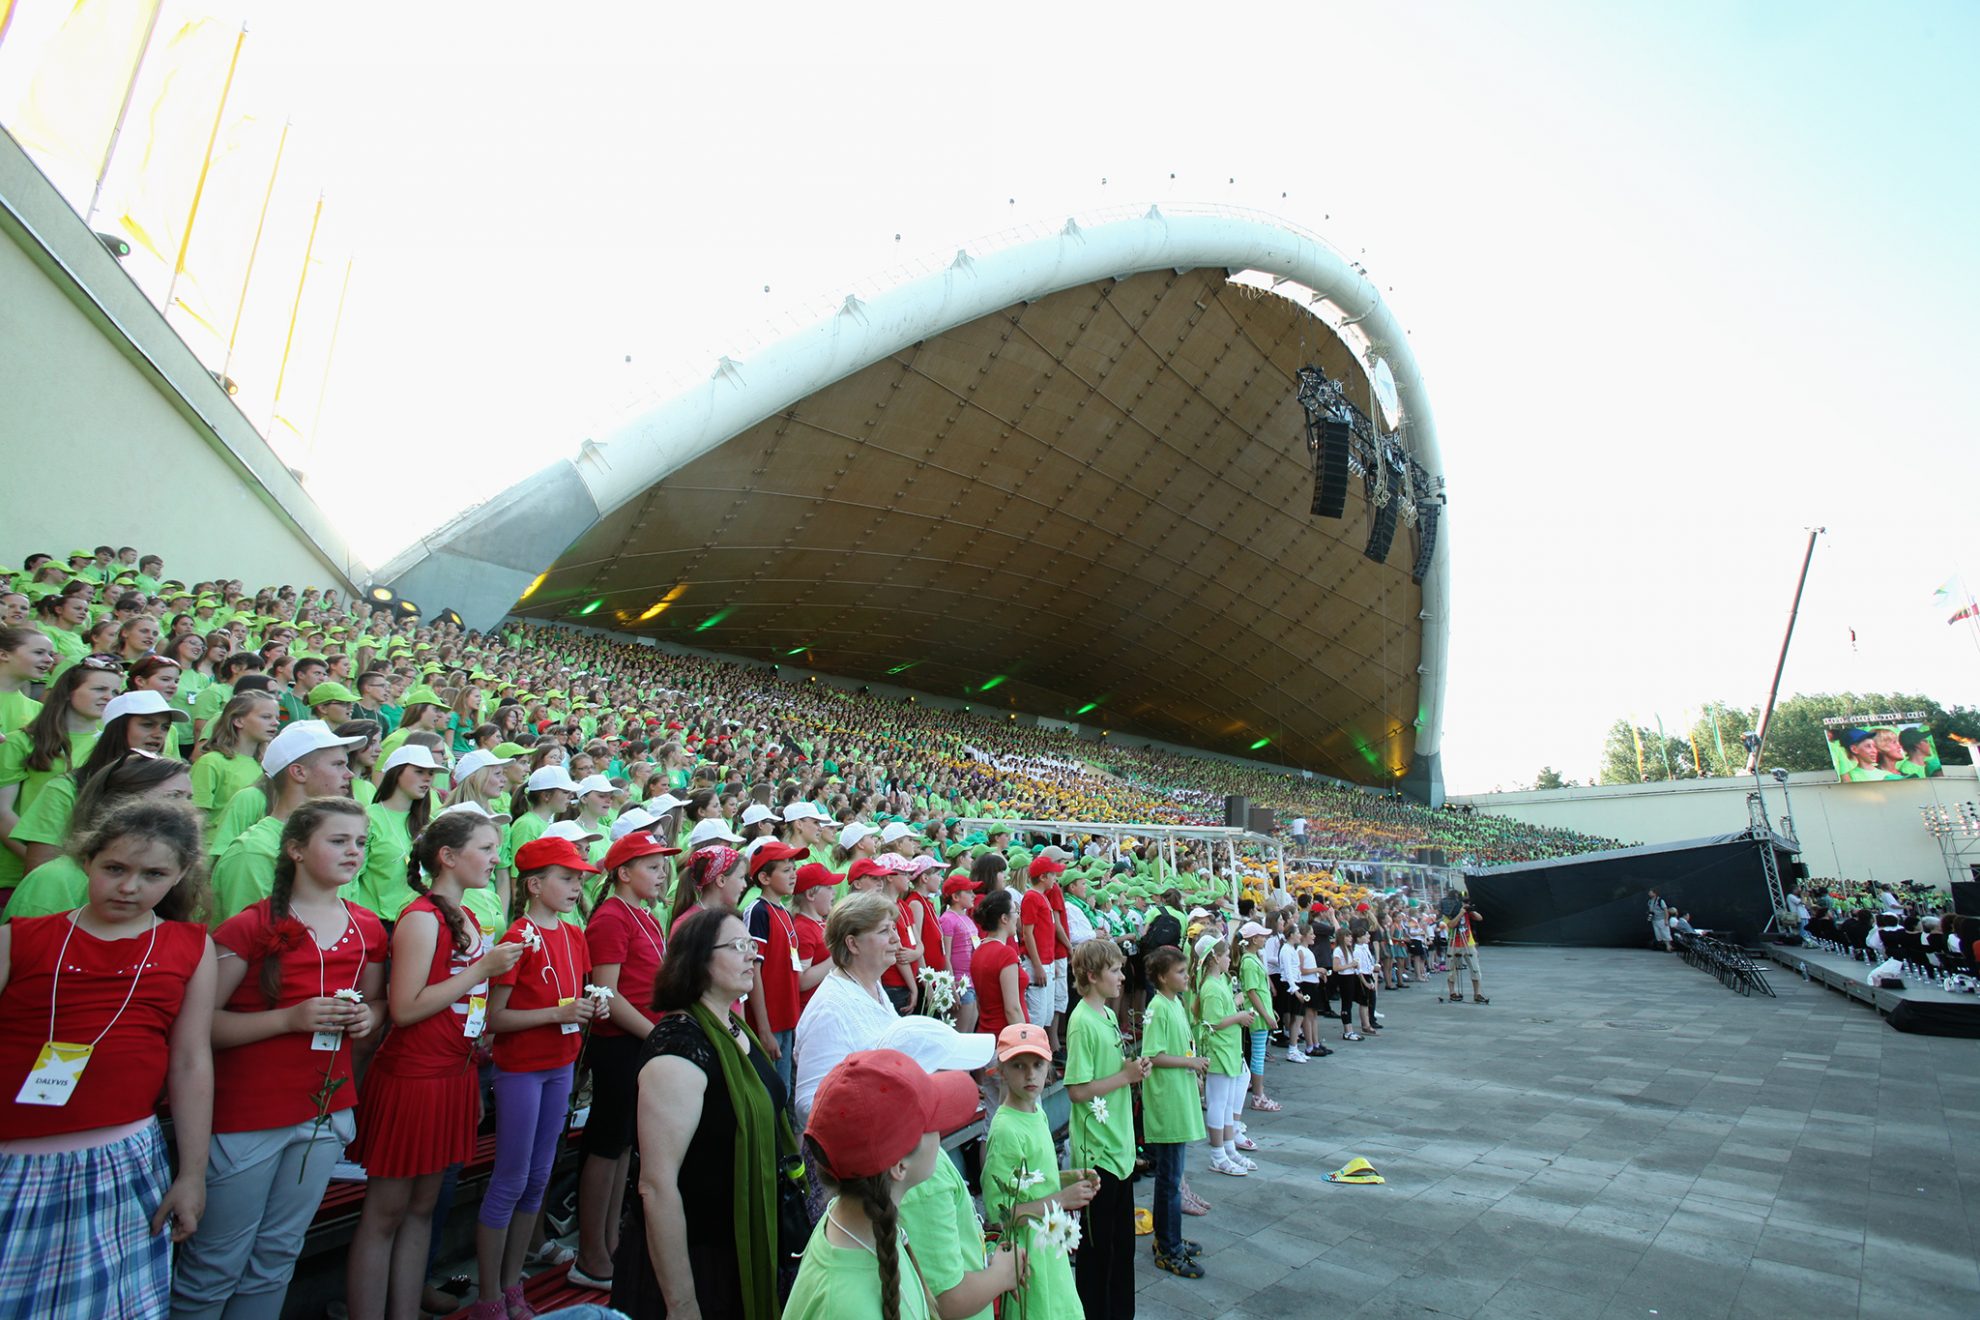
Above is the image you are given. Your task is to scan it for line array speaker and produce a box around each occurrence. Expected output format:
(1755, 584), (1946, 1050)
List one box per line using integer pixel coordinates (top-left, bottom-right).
(1364, 496), (1399, 563)
(1311, 419), (1351, 518)
(1224, 795), (1251, 828)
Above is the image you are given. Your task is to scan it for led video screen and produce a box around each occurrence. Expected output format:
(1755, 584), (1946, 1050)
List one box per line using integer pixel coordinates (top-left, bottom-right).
(1823, 711), (1943, 783)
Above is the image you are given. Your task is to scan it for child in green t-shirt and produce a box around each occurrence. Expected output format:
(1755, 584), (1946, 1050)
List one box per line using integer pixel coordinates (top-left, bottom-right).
(1064, 939), (1150, 1314)
(1140, 944), (1208, 1277)
(982, 1024), (1098, 1318)
(1193, 932), (1257, 1179)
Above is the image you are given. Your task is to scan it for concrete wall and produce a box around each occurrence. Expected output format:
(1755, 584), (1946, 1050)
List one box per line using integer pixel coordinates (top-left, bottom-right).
(0, 130), (363, 591)
(1451, 767), (1980, 889)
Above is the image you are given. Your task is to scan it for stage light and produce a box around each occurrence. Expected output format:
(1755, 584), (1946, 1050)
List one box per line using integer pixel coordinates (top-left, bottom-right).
(1769, 768), (1788, 783)
(695, 608), (734, 633)
(209, 370), (239, 396)
(1075, 702), (1098, 715)
(393, 598), (420, 618)
(519, 572), (548, 601)
(578, 599), (602, 616)
(95, 232), (131, 259)
(366, 585), (396, 607)
(1250, 737), (1271, 750)
(438, 608), (463, 628)
(980, 675), (1007, 692)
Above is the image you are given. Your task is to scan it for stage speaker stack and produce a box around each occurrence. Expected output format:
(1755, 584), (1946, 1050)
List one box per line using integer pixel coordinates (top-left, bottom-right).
(1364, 493), (1399, 563)
(1952, 880), (1980, 918)
(1311, 420), (1351, 518)
(1224, 796), (1251, 829)
(1247, 806), (1276, 835)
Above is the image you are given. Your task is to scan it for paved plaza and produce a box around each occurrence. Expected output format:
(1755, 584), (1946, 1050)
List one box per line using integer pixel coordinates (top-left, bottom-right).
(1129, 946), (1980, 1320)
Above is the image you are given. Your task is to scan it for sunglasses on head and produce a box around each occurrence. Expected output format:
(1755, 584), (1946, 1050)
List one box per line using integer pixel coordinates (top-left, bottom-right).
(78, 654), (126, 673)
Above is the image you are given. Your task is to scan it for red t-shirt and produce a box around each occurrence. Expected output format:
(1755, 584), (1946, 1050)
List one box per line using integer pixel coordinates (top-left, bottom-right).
(971, 936), (1030, 1036)
(584, 897), (665, 1039)
(493, 915), (591, 1072)
(0, 913), (207, 1138)
(1045, 883), (1070, 959)
(1020, 887), (1058, 964)
(374, 897), (488, 1081)
(910, 893), (945, 973)
(212, 901), (389, 1132)
(881, 904), (919, 989)
(745, 898), (801, 1032)
(794, 913), (828, 1014)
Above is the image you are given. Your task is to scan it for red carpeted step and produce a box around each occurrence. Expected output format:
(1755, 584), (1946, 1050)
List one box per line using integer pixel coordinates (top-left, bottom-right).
(439, 1263), (612, 1319)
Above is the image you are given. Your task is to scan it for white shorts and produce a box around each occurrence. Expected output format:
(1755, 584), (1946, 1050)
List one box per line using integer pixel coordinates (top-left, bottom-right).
(1052, 957), (1070, 1012)
(1203, 1071), (1246, 1128)
(1023, 979), (1053, 1029)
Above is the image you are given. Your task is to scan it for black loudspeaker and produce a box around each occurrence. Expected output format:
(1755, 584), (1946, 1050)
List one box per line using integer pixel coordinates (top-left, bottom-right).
(1952, 881), (1980, 918)
(1785, 859), (1809, 883)
(1311, 420), (1351, 518)
(1411, 501), (1440, 584)
(1415, 847), (1448, 867)
(1225, 796), (1250, 828)
(1248, 806), (1276, 836)
(1364, 496), (1399, 563)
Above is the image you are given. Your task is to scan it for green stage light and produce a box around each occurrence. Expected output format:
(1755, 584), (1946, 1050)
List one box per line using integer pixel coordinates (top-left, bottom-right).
(696, 608), (735, 633)
(980, 675), (1007, 692)
(1250, 737), (1271, 750)
(578, 599), (602, 616)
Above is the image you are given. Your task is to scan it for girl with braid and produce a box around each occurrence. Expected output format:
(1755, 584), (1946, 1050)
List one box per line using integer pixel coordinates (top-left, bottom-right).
(785, 1049), (985, 1320)
(345, 810), (525, 1320)
(176, 799), (388, 1318)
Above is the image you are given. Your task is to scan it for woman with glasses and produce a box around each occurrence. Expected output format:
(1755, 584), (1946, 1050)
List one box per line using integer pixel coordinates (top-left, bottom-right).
(613, 907), (794, 1320)
(0, 658), (121, 895)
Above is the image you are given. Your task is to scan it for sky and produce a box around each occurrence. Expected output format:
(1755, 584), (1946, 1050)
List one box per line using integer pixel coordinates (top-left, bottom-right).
(2, 0), (1976, 794)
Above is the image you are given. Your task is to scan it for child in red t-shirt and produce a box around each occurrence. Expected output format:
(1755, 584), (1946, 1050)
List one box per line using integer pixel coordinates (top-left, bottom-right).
(790, 862), (839, 1014)
(744, 842), (805, 1091)
(480, 837), (601, 1317)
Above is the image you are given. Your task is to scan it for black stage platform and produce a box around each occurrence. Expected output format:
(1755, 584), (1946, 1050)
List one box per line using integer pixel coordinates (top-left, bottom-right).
(1764, 943), (1980, 1038)
(1464, 831), (1791, 947)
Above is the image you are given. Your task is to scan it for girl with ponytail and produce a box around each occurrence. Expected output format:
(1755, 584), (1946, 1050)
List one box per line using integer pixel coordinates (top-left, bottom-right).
(178, 799), (387, 1317)
(666, 845), (746, 939)
(345, 807), (525, 1320)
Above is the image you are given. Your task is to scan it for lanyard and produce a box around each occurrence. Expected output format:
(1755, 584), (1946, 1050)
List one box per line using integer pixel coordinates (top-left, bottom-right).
(609, 895), (666, 962)
(47, 913), (160, 1049)
(310, 900), (368, 998)
(531, 916), (575, 998)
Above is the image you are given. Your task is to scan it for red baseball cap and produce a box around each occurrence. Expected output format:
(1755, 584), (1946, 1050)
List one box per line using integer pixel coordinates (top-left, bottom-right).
(846, 857), (889, 884)
(941, 874), (981, 898)
(600, 833), (681, 872)
(995, 1023), (1051, 1062)
(805, 1049), (979, 1181)
(748, 840), (806, 875)
(513, 837), (600, 874)
(1027, 854), (1065, 881)
(794, 862), (843, 894)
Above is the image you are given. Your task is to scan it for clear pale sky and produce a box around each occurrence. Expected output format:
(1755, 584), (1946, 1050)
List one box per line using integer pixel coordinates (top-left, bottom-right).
(3, 0), (1976, 793)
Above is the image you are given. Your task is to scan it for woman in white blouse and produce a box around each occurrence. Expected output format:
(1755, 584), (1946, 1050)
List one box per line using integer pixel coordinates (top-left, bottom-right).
(791, 891), (901, 1124)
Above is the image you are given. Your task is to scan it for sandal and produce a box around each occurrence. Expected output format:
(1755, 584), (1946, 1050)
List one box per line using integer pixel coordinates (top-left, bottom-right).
(566, 1264), (614, 1291)
(1248, 1095), (1282, 1112)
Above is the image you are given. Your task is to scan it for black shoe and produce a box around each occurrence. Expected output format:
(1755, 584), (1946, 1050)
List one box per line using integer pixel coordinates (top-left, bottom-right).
(1154, 1250), (1205, 1278)
(1268, 1030), (1290, 1047)
(1177, 1239), (1204, 1257)
(1473, 995), (1490, 1005)
(1311, 1045), (1334, 1056)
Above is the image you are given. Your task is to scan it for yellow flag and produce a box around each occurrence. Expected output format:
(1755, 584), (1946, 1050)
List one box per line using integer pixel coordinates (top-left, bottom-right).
(0, 0), (159, 205)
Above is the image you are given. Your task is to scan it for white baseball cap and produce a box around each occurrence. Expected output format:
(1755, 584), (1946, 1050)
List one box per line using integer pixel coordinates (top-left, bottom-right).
(739, 803), (776, 827)
(782, 801), (828, 823)
(261, 719), (365, 778)
(545, 819), (604, 845)
(102, 690), (190, 727)
(574, 774), (616, 798)
(879, 822), (917, 845)
(525, 765), (580, 793)
(687, 818), (745, 847)
(645, 792), (688, 814)
(452, 748), (513, 783)
(609, 807), (658, 842)
(742, 835), (782, 859)
(437, 800), (511, 822)
(838, 821), (876, 851)
(380, 744), (442, 775)
(876, 1015), (997, 1073)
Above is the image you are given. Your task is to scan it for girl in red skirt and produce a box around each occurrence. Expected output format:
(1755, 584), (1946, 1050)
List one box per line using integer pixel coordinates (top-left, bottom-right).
(0, 800), (215, 1320)
(345, 809), (524, 1320)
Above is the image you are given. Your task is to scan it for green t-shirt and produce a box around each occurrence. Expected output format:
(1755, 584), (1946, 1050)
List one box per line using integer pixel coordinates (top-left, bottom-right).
(207, 783), (270, 856)
(896, 1150), (990, 1320)
(0, 690), (41, 738)
(1238, 951), (1272, 1015)
(4, 855), (90, 920)
(980, 1104), (1078, 1320)
(190, 680), (235, 732)
(503, 811), (549, 872)
(0, 728), (97, 889)
(209, 814), (286, 924)
(1195, 974), (1244, 1076)
(349, 804), (416, 920)
(1065, 999), (1135, 1179)
(191, 750), (261, 819)
(1139, 993), (1205, 1144)
(172, 670), (210, 719)
(461, 885), (507, 940)
(10, 773), (77, 849)
(782, 1209), (932, 1320)
(353, 777), (376, 807)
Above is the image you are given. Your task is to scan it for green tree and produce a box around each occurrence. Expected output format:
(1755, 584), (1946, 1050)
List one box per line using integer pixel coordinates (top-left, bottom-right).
(1532, 766), (1575, 790)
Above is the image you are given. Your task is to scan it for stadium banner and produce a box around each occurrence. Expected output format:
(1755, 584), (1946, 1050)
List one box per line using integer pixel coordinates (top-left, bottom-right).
(1822, 710), (1942, 784)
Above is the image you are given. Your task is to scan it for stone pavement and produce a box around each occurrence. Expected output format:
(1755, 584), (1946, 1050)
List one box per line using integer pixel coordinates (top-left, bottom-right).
(1126, 946), (1980, 1320)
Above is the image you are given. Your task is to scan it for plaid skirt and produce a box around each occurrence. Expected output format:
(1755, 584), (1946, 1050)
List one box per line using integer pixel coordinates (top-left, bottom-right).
(0, 1120), (171, 1320)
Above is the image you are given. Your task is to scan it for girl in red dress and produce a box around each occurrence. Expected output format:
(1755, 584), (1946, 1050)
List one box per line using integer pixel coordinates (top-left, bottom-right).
(0, 800), (215, 1320)
(175, 798), (388, 1318)
(344, 810), (523, 1320)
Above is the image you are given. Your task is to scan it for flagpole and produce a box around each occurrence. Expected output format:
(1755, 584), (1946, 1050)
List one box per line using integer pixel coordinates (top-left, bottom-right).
(268, 191), (324, 437)
(308, 257), (353, 457)
(83, 0), (166, 227)
(164, 21), (247, 320)
(224, 117), (289, 379)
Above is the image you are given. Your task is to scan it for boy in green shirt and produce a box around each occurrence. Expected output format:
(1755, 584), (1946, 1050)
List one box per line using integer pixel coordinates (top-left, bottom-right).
(1064, 939), (1150, 1315)
(1141, 944), (1208, 1277)
(982, 1023), (1097, 1319)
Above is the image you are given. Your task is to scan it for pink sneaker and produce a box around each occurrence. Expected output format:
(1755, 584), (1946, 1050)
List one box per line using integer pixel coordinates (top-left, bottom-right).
(504, 1283), (536, 1319)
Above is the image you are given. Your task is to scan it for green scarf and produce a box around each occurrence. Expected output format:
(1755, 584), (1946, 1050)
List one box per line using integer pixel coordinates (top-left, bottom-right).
(687, 1001), (791, 1320)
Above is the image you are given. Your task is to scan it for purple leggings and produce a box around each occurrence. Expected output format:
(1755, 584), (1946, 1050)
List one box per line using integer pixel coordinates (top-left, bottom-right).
(480, 1063), (573, 1228)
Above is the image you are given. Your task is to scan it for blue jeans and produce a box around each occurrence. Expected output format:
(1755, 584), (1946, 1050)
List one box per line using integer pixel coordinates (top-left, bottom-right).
(774, 1028), (795, 1093)
(1149, 1141), (1185, 1255)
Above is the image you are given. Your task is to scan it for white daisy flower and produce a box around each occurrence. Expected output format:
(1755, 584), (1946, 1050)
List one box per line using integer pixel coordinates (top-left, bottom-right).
(1036, 1202), (1083, 1255)
(583, 983), (617, 1004)
(1087, 1095), (1109, 1123)
(331, 988), (365, 1004)
(1015, 1166), (1047, 1192)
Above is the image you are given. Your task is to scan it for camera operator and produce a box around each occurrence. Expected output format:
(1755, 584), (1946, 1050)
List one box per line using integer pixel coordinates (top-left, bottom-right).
(1440, 889), (1489, 1004)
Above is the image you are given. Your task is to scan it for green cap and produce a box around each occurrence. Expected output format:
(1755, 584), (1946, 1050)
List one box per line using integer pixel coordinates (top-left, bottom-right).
(493, 742), (530, 758)
(308, 681), (360, 706)
(401, 684), (446, 709)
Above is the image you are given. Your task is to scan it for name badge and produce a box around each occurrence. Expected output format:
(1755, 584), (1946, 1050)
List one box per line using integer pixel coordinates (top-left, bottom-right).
(788, 946), (802, 973)
(16, 1042), (92, 1107)
(310, 1029), (343, 1052)
(464, 995), (487, 1039)
(558, 996), (580, 1035)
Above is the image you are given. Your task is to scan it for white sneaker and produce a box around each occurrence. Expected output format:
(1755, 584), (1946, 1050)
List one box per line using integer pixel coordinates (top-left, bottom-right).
(330, 1159), (368, 1183)
(1210, 1156), (1250, 1177)
(1373, 1011), (1385, 1022)
(1286, 1047), (1309, 1063)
